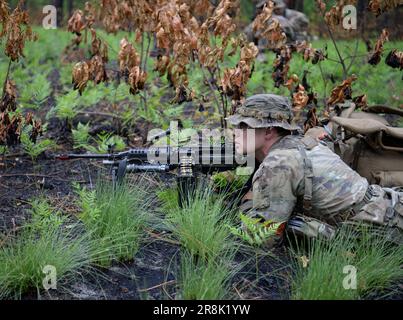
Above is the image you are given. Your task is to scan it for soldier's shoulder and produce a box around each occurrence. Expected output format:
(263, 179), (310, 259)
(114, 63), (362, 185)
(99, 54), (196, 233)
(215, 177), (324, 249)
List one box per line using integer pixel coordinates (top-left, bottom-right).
(254, 144), (304, 184)
(261, 136), (303, 167)
(271, 134), (303, 150)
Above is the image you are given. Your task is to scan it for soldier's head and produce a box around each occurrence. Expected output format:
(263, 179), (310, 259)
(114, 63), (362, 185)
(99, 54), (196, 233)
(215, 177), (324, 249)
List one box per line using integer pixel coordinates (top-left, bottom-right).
(256, 0), (287, 16)
(226, 94), (298, 158)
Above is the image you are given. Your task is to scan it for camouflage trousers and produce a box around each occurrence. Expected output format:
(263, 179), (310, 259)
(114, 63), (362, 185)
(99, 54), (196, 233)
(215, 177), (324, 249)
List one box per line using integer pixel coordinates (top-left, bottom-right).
(288, 185), (403, 244)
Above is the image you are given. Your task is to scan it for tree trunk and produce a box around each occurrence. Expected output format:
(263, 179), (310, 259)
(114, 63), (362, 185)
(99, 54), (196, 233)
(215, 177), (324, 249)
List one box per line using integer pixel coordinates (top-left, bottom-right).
(295, 0), (304, 12)
(54, 0), (64, 27)
(286, 0), (295, 9)
(68, 0), (74, 18)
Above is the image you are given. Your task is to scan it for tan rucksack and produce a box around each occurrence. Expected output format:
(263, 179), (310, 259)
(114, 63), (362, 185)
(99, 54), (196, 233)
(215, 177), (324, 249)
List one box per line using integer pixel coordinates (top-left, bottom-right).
(307, 101), (403, 187)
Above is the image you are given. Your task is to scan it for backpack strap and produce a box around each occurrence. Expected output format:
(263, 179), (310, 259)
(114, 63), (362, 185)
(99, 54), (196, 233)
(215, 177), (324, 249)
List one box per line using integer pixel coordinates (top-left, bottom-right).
(298, 137), (317, 213)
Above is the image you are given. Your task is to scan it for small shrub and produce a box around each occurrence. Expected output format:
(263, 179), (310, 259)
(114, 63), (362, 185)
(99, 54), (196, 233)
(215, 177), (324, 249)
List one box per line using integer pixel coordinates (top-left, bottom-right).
(291, 224), (403, 300)
(47, 91), (80, 121)
(84, 132), (126, 154)
(0, 199), (93, 299)
(20, 131), (56, 161)
(229, 213), (282, 247)
(179, 251), (238, 300)
(74, 180), (149, 266)
(165, 186), (237, 261)
(19, 73), (52, 109)
(72, 122), (91, 149)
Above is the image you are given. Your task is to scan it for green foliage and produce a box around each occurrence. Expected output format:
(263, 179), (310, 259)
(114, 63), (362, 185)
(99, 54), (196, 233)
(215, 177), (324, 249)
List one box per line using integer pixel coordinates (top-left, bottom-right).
(156, 187), (179, 212)
(0, 199), (93, 299)
(105, 82), (135, 104)
(20, 131), (56, 161)
(179, 250), (238, 300)
(59, 64), (74, 87)
(72, 122), (91, 149)
(211, 171), (250, 192)
(229, 213), (281, 246)
(169, 186), (240, 300)
(84, 132), (126, 154)
(79, 85), (105, 107)
(28, 199), (66, 234)
(251, 40), (403, 108)
(121, 105), (136, 126)
(0, 145), (8, 154)
(47, 91), (80, 121)
(19, 74), (52, 109)
(165, 186), (237, 261)
(74, 180), (149, 267)
(73, 183), (102, 223)
(291, 225), (403, 300)
(47, 86), (105, 122)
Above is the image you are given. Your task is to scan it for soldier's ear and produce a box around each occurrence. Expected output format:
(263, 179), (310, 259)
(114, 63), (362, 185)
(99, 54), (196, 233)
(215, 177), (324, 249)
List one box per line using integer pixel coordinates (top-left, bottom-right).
(265, 127), (274, 136)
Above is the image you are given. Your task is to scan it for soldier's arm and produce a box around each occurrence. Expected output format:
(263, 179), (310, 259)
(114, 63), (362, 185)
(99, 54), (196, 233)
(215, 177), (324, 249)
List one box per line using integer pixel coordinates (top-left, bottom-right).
(249, 151), (304, 242)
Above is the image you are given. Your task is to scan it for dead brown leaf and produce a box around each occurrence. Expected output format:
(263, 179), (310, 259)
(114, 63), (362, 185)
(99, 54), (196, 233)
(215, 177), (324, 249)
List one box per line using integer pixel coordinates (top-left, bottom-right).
(327, 74), (358, 106)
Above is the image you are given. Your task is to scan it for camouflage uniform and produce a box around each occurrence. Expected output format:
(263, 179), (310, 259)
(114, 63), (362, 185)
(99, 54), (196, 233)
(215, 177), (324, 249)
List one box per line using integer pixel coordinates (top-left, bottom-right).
(226, 94), (403, 244)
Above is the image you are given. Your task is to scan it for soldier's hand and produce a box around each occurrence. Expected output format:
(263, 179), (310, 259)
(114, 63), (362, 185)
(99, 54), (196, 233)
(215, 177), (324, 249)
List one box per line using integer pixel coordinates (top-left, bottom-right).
(305, 126), (329, 141)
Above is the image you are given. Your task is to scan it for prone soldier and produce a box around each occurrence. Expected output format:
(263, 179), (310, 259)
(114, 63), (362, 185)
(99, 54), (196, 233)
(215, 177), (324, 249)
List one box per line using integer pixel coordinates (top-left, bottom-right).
(226, 94), (403, 246)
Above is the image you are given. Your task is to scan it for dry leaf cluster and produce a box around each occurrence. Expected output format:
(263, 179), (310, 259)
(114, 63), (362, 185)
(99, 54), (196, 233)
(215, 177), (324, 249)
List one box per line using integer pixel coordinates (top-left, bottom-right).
(70, 3), (110, 95)
(252, 0), (286, 49)
(221, 41), (259, 103)
(272, 45), (293, 88)
(316, 0), (358, 29)
(385, 49), (403, 70)
(0, 1), (42, 147)
(327, 74), (358, 106)
(368, 29), (389, 65)
(295, 41), (326, 64)
(368, 0), (401, 17)
(66, 0), (255, 112)
(0, 0), (37, 61)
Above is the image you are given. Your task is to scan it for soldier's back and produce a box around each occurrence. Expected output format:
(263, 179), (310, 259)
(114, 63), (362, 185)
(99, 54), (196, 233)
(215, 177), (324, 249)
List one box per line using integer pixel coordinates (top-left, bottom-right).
(256, 135), (368, 218)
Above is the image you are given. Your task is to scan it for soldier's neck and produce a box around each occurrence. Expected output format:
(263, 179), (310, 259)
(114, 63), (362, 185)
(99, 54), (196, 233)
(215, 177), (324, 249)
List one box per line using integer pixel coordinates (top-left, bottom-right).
(255, 135), (283, 162)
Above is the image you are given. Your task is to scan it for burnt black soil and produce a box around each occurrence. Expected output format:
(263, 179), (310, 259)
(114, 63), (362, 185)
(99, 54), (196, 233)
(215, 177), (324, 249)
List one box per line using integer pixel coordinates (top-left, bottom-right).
(0, 133), (293, 300)
(1, 77), (400, 299)
(1, 134), (402, 300)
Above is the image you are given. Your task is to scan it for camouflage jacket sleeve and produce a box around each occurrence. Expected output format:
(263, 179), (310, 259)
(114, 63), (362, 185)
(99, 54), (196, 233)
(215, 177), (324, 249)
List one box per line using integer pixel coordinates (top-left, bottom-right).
(250, 149), (304, 224)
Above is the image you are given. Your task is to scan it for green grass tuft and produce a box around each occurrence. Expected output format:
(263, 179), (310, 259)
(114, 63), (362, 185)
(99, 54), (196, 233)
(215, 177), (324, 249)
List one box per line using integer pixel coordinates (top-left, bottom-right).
(0, 199), (93, 299)
(165, 186), (238, 261)
(179, 250), (238, 300)
(291, 224), (403, 300)
(75, 180), (149, 267)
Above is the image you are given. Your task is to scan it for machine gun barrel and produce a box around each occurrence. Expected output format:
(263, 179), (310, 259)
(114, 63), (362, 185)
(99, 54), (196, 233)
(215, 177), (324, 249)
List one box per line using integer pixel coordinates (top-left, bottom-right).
(55, 144), (250, 208)
(56, 145), (238, 165)
(55, 148), (153, 161)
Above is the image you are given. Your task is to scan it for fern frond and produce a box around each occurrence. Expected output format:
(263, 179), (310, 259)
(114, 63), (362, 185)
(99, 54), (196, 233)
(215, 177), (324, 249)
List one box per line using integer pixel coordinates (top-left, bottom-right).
(229, 213), (282, 246)
(74, 185), (101, 224)
(72, 122), (91, 149)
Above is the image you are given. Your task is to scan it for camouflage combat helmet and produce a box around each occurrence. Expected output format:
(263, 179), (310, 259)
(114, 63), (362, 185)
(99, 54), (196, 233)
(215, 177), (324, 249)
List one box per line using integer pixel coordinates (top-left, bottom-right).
(257, 0), (286, 10)
(226, 94), (299, 130)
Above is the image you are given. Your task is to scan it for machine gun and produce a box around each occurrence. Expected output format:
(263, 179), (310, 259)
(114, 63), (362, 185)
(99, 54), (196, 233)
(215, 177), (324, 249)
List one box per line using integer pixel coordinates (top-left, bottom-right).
(56, 143), (252, 207)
